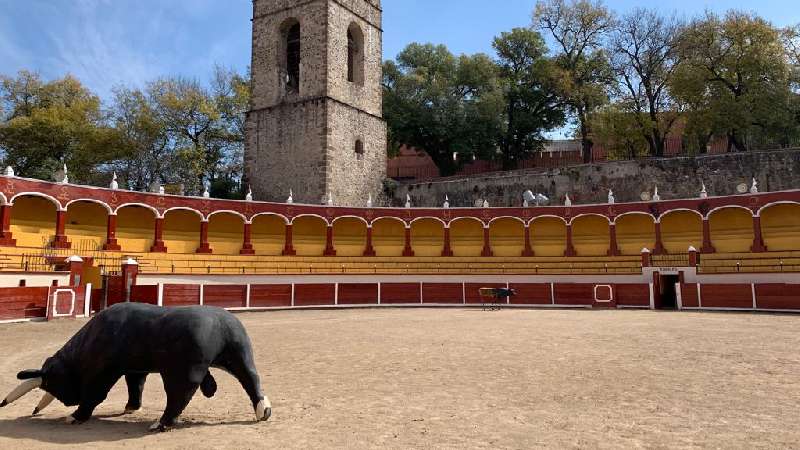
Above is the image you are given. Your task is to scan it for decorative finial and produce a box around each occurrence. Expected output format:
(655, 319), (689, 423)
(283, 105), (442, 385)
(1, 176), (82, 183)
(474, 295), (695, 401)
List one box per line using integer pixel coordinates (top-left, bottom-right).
(109, 172), (118, 190)
(483, 199), (490, 208)
(286, 189), (293, 204)
(443, 195), (450, 209)
(750, 178), (759, 194)
(405, 194), (412, 208)
(246, 187), (253, 202)
(367, 193), (373, 208)
(652, 186), (661, 202)
(700, 182), (708, 199)
(327, 192), (334, 206)
(159, 185), (165, 195)
(523, 198), (529, 208)
(4, 166), (14, 177)
(61, 164), (69, 184)
(202, 186), (210, 198)
(608, 190), (615, 205)
(565, 194), (572, 207)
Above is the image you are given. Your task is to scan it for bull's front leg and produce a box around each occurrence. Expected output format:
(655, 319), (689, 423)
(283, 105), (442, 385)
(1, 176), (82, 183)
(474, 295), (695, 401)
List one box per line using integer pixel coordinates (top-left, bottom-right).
(124, 373), (148, 413)
(66, 374), (121, 425)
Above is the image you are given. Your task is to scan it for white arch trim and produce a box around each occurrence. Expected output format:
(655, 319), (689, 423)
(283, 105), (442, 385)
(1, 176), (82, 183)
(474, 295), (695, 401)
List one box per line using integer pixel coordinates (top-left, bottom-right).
(331, 215), (370, 227)
(114, 203), (160, 218)
(657, 208), (704, 222)
(207, 210), (248, 223)
(612, 211), (657, 225)
(756, 201), (800, 217)
(488, 216), (527, 227)
(568, 213), (611, 226)
(290, 214), (330, 226)
(9, 192), (63, 211)
(705, 205), (755, 220)
(369, 216), (408, 228)
(447, 216), (487, 228)
(409, 216), (448, 228)
(65, 198), (113, 215)
(162, 207), (204, 220)
(250, 212), (290, 225)
(527, 215), (568, 227)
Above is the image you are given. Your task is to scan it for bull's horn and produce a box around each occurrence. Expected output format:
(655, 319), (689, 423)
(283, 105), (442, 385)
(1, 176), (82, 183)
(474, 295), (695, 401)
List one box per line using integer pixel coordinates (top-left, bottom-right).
(32, 393), (55, 416)
(1, 378), (42, 407)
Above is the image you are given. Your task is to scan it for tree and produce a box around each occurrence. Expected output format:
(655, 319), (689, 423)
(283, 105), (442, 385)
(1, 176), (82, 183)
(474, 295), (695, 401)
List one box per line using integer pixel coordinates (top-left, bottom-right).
(493, 28), (566, 169)
(673, 11), (795, 152)
(591, 106), (649, 159)
(533, 0), (614, 163)
(0, 71), (124, 183)
(383, 43), (503, 176)
(608, 9), (683, 157)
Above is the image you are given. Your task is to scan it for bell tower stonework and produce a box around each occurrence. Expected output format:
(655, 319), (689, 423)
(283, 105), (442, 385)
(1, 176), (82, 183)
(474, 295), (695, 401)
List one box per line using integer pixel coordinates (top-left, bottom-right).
(245, 0), (387, 206)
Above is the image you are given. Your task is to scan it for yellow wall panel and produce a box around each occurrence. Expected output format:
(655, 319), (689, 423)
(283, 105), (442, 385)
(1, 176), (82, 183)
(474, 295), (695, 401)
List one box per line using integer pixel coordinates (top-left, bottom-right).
(410, 219), (444, 257)
(572, 215), (610, 256)
(530, 217), (566, 256)
(163, 210), (201, 254)
(660, 211), (703, 254)
(65, 201), (107, 251)
(615, 214), (655, 255)
(333, 218), (367, 256)
(490, 219), (524, 257)
(709, 208), (753, 253)
(208, 213), (245, 255)
(372, 219), (405, 257)
(116, 206), (156, 253)
(761, 204), (800, 251)
(293, 216), (326, 256)
(10, 196), (57, 248)
(252, 215), (285, 256)
(450, 219), (483, 257)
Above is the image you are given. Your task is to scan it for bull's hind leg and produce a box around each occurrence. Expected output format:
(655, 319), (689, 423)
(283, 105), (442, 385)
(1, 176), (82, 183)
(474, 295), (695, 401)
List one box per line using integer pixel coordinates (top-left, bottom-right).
(150, 366), (205, 432)
(223, 348), (271, 422)
(124, 373), (148, 413)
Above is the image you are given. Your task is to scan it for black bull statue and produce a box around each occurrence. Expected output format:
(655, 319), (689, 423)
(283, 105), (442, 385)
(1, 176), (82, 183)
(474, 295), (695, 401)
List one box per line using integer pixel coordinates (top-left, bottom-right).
(1, 303), (272, 431)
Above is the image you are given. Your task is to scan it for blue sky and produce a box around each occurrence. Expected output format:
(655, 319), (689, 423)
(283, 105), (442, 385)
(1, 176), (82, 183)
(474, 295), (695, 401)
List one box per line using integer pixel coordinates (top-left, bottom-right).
(1, 0), (798, 101)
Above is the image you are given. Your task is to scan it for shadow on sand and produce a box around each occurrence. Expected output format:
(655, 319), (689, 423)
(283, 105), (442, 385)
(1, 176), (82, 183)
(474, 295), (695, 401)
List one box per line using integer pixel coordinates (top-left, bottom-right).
(0, 414), (257, 444)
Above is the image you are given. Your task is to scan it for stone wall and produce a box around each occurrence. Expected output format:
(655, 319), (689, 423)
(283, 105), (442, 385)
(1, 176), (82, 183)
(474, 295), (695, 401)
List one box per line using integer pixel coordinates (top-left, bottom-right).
(393, 149), (800, 208)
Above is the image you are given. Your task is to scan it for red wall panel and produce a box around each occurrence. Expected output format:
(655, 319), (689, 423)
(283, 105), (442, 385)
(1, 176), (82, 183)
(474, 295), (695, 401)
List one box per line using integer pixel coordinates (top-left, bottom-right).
(294, 284), (336, 306)
(0, 287), (49, 320)
(131, 285), (158, 305)
(163, 284), (200, 307)
(106, 276), (126, 307)
(755, 284), (800, 310)
(464, 283), (507, 304)
(700, 284), (753, 309)
(380, 283), (421, 304)
(509, 283), (552, 305)
(681, 283), (699, 307)
(250, 284), (292, 308)
(553, 284), (594, 306)
(338, 284), (379, 305)
(204, 285), (246, 309)
(422, 283), (463, 304)
(615, 284), (650, 307)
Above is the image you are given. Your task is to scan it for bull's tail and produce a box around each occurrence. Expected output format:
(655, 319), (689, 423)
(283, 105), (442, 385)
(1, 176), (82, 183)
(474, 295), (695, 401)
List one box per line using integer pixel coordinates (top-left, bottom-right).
(221, 341), (271, 422)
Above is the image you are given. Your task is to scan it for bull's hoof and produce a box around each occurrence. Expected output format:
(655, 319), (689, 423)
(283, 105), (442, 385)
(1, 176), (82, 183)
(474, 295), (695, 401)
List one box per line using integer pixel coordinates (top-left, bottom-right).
(149, 421), (169, 432)
(65, 415), (79, 425)
(123, 405), (140, 415)
(0, 400), (7, 408)
(32, 408), (41, 416)
(255, 400), (272, 422)
(262, 407), (272, 422)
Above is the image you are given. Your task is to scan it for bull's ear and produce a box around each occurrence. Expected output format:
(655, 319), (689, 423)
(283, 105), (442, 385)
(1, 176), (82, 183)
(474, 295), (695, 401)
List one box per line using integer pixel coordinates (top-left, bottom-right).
(17, 370), (43, 380)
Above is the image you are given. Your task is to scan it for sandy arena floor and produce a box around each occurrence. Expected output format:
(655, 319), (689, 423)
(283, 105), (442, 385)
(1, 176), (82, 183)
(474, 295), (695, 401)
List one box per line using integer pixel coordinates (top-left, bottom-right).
(1, 308), (799, 449)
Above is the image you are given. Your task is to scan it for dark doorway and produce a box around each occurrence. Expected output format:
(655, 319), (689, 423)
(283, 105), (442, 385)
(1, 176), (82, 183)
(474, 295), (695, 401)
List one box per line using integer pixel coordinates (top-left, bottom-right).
(659, 275), (679, 309)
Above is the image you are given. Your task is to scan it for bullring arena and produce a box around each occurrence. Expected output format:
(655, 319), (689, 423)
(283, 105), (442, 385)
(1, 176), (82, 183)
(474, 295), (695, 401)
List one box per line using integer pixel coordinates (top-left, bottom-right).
(1, 174), (800, 447)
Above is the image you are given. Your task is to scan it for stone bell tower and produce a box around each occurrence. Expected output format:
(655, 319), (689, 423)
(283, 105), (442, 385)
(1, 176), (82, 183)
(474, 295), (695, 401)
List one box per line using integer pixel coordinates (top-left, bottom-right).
(245, 0), (387, 206)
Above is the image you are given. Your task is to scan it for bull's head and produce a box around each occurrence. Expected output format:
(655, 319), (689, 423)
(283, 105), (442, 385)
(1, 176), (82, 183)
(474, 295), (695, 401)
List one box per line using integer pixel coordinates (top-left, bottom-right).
(1, 356), (81, 416)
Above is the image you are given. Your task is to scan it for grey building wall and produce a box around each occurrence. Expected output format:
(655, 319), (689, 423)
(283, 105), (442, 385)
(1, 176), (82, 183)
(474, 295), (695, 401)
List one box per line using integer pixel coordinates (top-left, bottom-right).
(393, 149), (800, 208)
(246, 0), (387, 206)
